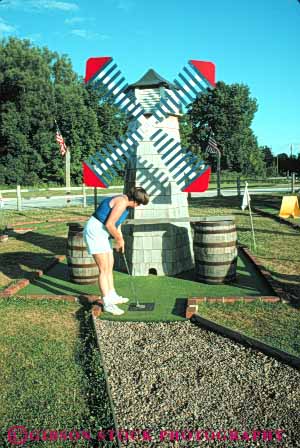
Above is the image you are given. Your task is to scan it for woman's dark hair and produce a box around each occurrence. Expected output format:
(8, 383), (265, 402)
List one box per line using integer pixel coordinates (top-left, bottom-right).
(126, 186), (149, 205)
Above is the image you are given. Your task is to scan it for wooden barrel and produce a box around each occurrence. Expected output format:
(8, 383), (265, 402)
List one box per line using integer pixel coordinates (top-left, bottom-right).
(193, 218), (237, 284)
(66, 222), (98, 284)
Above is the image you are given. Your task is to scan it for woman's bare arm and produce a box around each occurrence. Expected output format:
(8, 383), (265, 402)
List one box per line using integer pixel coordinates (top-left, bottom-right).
(105, 199), (126, 251)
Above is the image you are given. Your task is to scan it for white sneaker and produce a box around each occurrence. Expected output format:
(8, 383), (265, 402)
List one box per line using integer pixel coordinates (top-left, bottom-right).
(108, 291), (129, 304)
(109, 295), (129, 304)
(103, 303), (125, 315)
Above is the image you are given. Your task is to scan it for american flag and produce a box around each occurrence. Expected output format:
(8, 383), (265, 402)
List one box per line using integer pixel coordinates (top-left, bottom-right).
(206, 133), (220, 155)
(55, 124), (67, 156)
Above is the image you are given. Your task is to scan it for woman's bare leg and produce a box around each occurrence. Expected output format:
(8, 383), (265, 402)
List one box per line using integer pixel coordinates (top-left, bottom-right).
(93, 253), (110, 299)
(107, 250), (115, 293)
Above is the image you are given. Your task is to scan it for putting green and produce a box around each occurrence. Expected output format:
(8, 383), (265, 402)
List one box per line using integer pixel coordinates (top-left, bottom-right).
(19, 250), (274, 321)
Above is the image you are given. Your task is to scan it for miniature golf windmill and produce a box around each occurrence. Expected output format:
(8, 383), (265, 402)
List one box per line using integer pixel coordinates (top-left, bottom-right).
(83, 57), (216, 275)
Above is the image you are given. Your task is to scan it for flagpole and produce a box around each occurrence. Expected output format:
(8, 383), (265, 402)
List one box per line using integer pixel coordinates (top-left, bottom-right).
(216, 149), (221, 197)
(245, 182), (257, 252)
(206, 130), (221, 197)
(65, 148), (71, 207)
(55, 119), (71, 207)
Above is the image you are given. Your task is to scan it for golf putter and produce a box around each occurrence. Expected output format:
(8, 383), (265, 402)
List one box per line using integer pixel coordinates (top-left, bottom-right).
(122, 252), (155, 312)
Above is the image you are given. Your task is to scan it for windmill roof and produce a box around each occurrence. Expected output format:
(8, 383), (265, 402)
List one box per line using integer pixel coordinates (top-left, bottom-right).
(125, 68), (177, 91)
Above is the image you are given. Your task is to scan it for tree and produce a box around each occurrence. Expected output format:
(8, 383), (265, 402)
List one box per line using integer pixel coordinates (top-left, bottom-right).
(261, 146), (273, 166)
(260, 145), (276, 176)
(185, 81), (266, 176)
(277, 153), (300, 175)
(0, 37), (126, 185)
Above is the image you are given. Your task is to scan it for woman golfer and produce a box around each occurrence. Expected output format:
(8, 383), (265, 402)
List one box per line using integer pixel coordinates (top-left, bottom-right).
(83, 187), (149, 315)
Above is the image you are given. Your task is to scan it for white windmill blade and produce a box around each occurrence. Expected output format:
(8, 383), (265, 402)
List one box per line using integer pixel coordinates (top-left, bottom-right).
(84, 58), (214, 189)
(85, 116), (210, 192)
(85, 57), (149, 126)
(85, 57), (215, 128)
(84, 127), (144, 185)
(150, 128), (210, 191)
(151, 60), (216, 123)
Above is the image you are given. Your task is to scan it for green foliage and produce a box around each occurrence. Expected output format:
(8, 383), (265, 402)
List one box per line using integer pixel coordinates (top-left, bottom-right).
(260, 145), (277, 176)
(0, 37), (127, 186)
(277, 153), (300, 174)
(185, 81), (266, 175)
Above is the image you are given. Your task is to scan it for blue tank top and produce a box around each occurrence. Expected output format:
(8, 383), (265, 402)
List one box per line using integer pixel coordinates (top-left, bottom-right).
(93, 196), (129, 228)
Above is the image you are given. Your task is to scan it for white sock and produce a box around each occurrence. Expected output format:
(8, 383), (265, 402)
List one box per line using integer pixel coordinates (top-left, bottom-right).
(103, 295), (113, 306)
(108, 289), (118, 298)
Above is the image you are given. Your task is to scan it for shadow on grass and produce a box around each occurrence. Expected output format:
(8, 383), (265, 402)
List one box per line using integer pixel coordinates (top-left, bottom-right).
(189, 196), (240, 208)
(0, 251), (59, 283)
(266, 268), (300, 286)
(172, 298), (188, 318)
(189, 194), (287, 215)
(237, 226), (298, 237)
(8, 229), (67, 253)
(252, 195), (282, 210)
(0, 229), (67, 286)
(176, 268), (263, 294)
(29, 276), (85, 295)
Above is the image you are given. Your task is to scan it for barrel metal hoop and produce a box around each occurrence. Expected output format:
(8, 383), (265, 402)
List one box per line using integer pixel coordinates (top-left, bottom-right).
(196, 275), (236, 281)
(71, 274), (99, 280)
(195, 258), (237, 266)
(193, 221), (234, 227)
(67, 244), (87, 251)
(194, 241), (237, 248)
(193, 228), (236, 235)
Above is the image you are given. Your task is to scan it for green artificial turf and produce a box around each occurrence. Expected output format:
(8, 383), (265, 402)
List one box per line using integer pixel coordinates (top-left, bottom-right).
(20, 250), (274, 322)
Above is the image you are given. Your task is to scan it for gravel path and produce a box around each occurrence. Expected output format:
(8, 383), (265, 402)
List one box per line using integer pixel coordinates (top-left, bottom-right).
(94, 320), (300, 447)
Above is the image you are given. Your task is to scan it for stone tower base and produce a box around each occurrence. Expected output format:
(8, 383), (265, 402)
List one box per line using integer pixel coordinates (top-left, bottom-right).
(114, 221), (194, 276)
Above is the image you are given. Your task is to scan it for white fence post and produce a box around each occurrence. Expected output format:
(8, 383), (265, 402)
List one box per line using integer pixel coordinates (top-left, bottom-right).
(82, 183), (87, 208)
(291, 173), (295, 193)
(237, 177), (241, 197)
(17, 185), (22, 211)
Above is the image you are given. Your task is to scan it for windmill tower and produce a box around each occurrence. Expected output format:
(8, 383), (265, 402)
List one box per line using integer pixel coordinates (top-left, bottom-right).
(117, 69), (193, 275)
(83, 57), (216, 276)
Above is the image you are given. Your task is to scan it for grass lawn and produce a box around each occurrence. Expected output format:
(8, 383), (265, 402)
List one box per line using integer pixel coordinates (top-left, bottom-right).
(207, 181), (300, 191)
(0, 210), (89, 288)
(0, 194), (299, 351)
(197, 300), (300, 357)
(0, 195), (299, 438)
(1, 195), (300, 302)
(0, 297), (117, 448)
(0, 185), (123, 199)
(251, 193), (300, 225)
(189, 195), (300, 299)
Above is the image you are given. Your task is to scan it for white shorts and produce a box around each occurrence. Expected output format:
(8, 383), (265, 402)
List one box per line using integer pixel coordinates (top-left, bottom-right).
(83, 216), (113, 255)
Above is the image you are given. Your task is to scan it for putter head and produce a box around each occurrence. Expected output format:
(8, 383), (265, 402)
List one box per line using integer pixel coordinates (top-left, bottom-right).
(128, 303), (155, 312)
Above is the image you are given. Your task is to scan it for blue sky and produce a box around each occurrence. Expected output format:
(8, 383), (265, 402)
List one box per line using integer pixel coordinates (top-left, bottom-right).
(1, 0), (300, 156)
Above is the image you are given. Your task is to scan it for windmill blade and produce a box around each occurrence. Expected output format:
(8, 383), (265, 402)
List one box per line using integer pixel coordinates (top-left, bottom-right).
(150, 128), (210, 192)
(85, 58), (215, 129)
(85, 57), (147, 124)
(151, 60), (216, 123)
(84, 57), (215, 189)
(83, 126), (145, 188)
